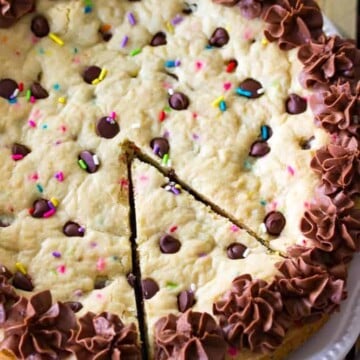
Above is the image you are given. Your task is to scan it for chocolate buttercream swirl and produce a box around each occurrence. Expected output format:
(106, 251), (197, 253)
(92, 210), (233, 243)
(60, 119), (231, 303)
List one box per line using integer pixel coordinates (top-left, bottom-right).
(0, 0), (35, 28)
(154, 310), (227, 360)
(311, 135), (360, 196)
(0, 290), (77, 359)
(0, 276), (18, 326)
(300, 192), (360, 252)
(310, 81), (360, 136)
(213, 274), (288, 353)
(298, 36), (360, 89)
(276, 257), (346, 323)
(67, 311), (141, 360)
(263, 0), (323, 50)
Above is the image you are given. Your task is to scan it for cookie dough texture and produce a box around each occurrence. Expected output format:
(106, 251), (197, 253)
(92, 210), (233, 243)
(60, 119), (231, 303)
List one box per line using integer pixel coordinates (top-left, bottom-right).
(132, 159), (282, 355)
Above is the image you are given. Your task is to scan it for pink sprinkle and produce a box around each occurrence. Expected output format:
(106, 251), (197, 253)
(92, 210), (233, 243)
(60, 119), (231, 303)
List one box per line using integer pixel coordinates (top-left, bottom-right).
(230, 225), (239, 232)
(43, 209), (56, 218)
(28, 120), (37, 128)
(30, 96), (36, 104)
(243, 29), (253, 40)
(223, 82), (232, 91)
(192, 113), (198, 119)
(57, 265), (66, 274)
(31, 36), (40, 44)
(287, 165), (295, 176)
(169, 225), (178, 233)
(96, 258), (106, 271)
(72, 56), (81, 64)
(271, 201), (278, 211)
(12, 154), (23, 161)
(304, 201), (310, 209)
(228, 347), (238, 356)
(120, 178), (129, 189)
(29, 173), (39, 181)
(96, 293), (103, 299)
(139, 175), (149, 182)
(111, 111), (117, 119)
(195, 61), (204, 71)
(55, 171), (64, 182)
(162, 82), (172, 89)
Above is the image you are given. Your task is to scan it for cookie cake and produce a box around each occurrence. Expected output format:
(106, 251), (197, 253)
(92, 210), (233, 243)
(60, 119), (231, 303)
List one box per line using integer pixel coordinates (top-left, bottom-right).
(0, 0), (359, 359)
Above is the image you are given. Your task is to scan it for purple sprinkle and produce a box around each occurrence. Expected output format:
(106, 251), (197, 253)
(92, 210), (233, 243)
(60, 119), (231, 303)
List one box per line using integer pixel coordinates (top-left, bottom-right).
(74, 289), (83, 297)
(52, 251), (61, 258)
(171, 15), (183, 26)
(153, 144), (160, 155)
(78, 226), (85, 233)
(48, 201), (56, 210)
(128, 12), (136, 26)
(175, 59), (181, 67)
(90, 241), (98, 248)
(171, 187), (181, 195)
(192, 133), (199, 140)
(163, 130), (170, 138)
(121, 35), (129, 48)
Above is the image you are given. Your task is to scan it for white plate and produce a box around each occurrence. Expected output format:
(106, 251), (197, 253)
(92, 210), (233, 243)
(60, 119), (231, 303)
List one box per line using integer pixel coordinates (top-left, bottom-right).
(290, 254), (360, 360)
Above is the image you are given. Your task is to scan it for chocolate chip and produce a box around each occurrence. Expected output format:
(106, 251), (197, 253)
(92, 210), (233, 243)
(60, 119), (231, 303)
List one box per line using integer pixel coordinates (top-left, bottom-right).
(209, 27), (229, 47)
(237, 78), (264, 99)
(78, 150), (100, 173)
(0, 265), (13, 279)
(249, 140), (270, 157)
(12, 272), (34, 291)
(227, 243), (248, 259)
(159, 235), (181, 254)
(169, 92), (189, 110)
(94, 276), (108, 289)
(0, 79), (18, 100)
(300, 136), (315, 150)
(150, 32), (167, 46)
(63, 221), (85, 237)
(150, 138), (169, 158)
(64, 301), (83, 313)
(96, 116), (120, 139)
(127, 273), (136, 287)
(142, 278), (159, 299)
(177, 290), (195, 312)
(30, 82), (49, 99)
(264, 211), (286, 236)
(12, 143), (31, 159)
(31, 199), (51, 218)
(286, 94), (307, 114)
(31, 15), (50, 37)
(83, 66), (102, 84)
(101, 32), (113, 42)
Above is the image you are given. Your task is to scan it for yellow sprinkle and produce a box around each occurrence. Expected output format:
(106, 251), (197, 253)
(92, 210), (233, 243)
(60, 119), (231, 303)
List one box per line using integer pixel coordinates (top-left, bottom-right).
(15, 262), (27, 275)
(174, 184), (182, 189)
(92, 78), (100, 85)
(58, 97), (67, 104)
(99, 68), (108, 81)
(48, 33), (64, 46)
(261, 38), (269, 45)
(166, 21), (174, 34)
(211, 95), (224, 108)
(50, 197), (59, 207)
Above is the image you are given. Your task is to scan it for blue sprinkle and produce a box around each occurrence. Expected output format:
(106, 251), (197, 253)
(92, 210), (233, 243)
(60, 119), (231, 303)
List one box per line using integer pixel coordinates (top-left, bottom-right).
(8, 98), (17, 104)
(53, 84), (60, 91)
(42, 124), (48, 129)
(219, 100), (227, 112)
(205, 44), (213, 50)
(84, 5), (92, 13)
(165, 60), (176, 68)
(236, 87), (252, 98)
(261, 125), (270, 140)
(36, 184), (44, 193)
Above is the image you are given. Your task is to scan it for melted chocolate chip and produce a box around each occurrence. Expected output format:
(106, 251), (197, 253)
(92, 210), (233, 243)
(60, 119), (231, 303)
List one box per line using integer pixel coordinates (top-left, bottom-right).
(31, 15), (50, 37)
(31, 199), (51, 218)
(169, 92), (189, 110)
(209, 27), (230, 47)
(150, 32), (167, 46)
(94, 276), (108, 289)
(159, 235), (181, 254)
(30, 82), (49, 99)
(12, 272), (34, 291)
(150, 137), (170, 158)
(83, 66), (102, 84)
(64, 301), (83, 313)
(12, 143), (31, 159)
(127, 273), (136, 287)
(264, 211), (286, 236)
(177, 290), (195, 312)
(96, 116), (120, 139)
(0, 265), (13, 279)
(227, 243), (248, 259)
(142, 278), (159, 299)
(286, 94), (307, 114)
(63, 221), (85, 237)
(238, 78), (264, 99)
(249, 140), (270, 157)
(0, 79), (18, 100)
(78, 150), (100, 173)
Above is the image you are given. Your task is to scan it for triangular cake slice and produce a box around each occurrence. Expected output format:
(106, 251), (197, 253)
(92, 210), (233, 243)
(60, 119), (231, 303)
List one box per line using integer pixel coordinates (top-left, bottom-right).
(131, 159), (283, 356)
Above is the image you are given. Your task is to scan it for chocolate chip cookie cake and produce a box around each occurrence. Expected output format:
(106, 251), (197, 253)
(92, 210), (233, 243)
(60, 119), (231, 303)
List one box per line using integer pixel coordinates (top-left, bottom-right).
(0, 0), (359, 359)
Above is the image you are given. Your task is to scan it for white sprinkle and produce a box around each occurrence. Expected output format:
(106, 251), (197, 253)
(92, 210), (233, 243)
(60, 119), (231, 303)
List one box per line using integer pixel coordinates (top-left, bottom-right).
(260, 223), (267, 234)
(257, 88), (265, 95)
(131, 123), (141, 129)
(11, 88), (20, 98)
(168, 88), (174, 96)
(243, 248), (251, 258)
(93, 155), (100, 165)
(190, 283), (196, 292)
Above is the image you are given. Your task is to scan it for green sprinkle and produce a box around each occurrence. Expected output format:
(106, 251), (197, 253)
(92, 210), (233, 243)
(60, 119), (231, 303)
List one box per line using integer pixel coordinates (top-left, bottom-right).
(260, 200), (267, 206)
(36, 184), (43, 193)
(26, 89), (31, 101)
(163, 106), (172, 113)
(78, 159), (87, 170)
(166, 281), (178, 289)
(42, 124), (48, 129)
(243, 159), (252, 170)
(130, 48), (142, 56)
(162, 153), (169, 166)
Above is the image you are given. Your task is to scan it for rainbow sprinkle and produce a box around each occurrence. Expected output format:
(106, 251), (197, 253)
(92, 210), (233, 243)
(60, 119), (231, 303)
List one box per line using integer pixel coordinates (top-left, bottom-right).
(48, 33), (64, 46)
